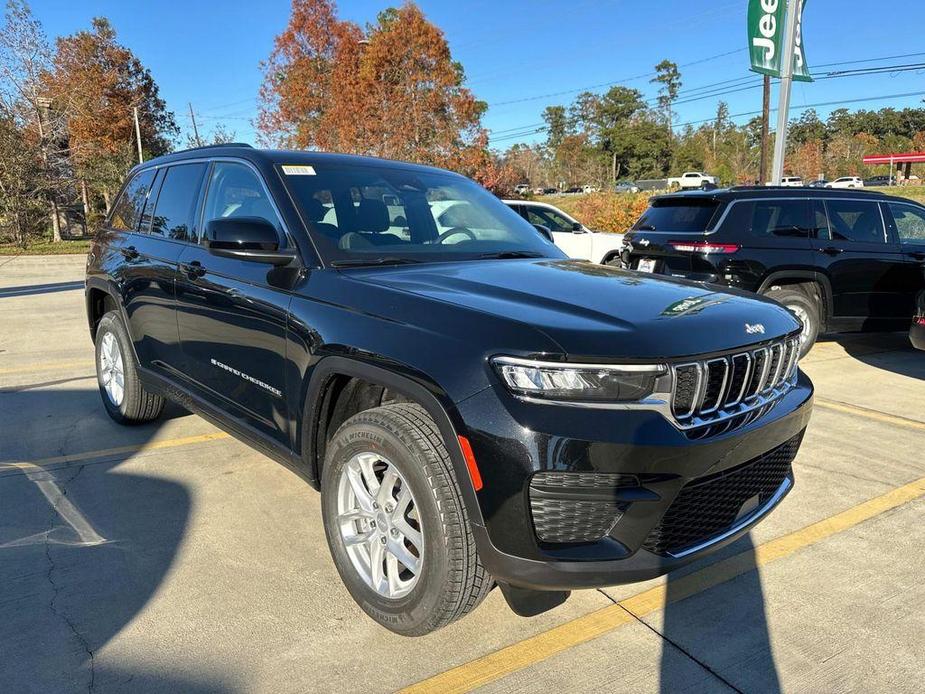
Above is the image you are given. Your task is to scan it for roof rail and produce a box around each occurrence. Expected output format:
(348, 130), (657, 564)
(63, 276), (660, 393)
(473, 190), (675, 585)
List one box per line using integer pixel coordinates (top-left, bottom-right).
(177, 142), (254, 153)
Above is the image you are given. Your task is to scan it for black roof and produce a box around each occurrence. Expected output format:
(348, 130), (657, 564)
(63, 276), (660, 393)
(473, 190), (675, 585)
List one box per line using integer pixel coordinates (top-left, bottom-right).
(654, 185), (902, 203)
(133, 145), (462, 177)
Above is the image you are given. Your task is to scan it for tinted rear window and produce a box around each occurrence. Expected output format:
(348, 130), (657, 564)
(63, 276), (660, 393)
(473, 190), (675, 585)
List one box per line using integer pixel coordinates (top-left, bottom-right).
(109, 169), (156, 231)
(633, 199), (720, 232)
(723, 200), (812, 238)
(149, 163), (208, 241)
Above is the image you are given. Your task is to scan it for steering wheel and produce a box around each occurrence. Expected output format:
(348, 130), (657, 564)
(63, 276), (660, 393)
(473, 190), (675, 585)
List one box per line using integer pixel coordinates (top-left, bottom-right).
(435, 227), (477, 244)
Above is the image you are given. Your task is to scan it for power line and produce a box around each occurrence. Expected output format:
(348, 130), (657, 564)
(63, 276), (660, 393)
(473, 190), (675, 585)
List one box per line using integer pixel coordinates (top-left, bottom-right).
(486, 48), (746, 107)
(488, 60), (925, 144)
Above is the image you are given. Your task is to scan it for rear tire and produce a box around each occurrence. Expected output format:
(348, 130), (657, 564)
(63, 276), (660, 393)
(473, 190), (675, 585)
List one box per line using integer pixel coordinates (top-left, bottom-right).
(763, 287), (820, 358)
(320, 403), (491, 636)
(95, 311), (164, 424)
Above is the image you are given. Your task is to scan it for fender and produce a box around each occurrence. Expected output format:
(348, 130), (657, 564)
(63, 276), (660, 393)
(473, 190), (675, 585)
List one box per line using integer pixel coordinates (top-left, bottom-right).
(299, 355), (488, 527)
(758, 270), (834, 323)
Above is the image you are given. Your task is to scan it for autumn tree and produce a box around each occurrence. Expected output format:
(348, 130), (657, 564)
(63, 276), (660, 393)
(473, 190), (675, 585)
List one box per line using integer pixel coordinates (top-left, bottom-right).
(0, 0), (67, 243)
(45, 17), (177, 213)
(258, 0), (488, 177)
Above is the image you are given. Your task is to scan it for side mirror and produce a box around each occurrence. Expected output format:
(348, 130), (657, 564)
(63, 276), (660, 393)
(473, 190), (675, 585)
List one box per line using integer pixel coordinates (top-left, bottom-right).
(532, 223), (554, 243)
(205, 217), (297, 266)
(571, 222), (585, 233)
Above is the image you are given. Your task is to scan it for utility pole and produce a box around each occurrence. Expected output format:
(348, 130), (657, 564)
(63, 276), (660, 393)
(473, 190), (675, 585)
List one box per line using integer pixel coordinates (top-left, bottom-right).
(758, 75), (771, 184)
(188, 102), (202, 147)
(133, 106), (144, 163)
(770, 0), (800, 185)
(34, 95), (62, 243)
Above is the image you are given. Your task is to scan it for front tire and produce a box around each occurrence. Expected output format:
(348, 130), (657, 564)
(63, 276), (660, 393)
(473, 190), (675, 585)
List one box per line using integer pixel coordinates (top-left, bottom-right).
(763, 287), (820, 358)
(321, 403), (491, 636)
(95, 311), (164, 424)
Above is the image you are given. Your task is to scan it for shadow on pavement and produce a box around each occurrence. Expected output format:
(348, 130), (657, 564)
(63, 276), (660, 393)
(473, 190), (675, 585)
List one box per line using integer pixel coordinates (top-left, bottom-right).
(0, 280), (85, 298)
(0, 387), (206, 692)
(827, 333), (924, 381)
(659, 533), (781, 693)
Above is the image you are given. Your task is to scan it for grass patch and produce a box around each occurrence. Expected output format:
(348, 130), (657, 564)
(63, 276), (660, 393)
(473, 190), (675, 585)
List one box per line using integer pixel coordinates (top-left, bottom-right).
(0, 239), (91, 256)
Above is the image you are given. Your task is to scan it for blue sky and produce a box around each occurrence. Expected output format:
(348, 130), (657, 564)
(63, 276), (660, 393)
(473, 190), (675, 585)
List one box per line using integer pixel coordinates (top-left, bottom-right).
(29, 0), (925, 149)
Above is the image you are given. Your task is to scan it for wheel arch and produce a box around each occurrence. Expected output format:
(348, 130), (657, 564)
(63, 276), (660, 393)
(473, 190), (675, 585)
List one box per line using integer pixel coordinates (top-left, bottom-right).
(758, 270), (833, 328)
(298, 356), (486, 526)
(85, 277), (121, 342)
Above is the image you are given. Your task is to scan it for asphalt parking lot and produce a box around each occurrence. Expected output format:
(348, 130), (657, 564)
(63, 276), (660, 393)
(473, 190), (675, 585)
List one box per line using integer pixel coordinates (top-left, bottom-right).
(1, 254), (923, 693)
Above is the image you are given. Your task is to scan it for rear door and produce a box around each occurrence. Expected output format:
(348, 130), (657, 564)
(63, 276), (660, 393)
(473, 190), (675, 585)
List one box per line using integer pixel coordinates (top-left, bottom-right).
(883, 200), (925, 318)
(718, 198), (813, 290)
(108, 165), (203, 371)
(174, 160), (293, 446)
(811, 197), (905, 319)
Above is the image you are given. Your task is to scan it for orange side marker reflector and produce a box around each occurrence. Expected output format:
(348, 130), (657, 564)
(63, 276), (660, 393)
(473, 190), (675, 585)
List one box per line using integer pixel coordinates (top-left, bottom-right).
(457, 436), (483, 491)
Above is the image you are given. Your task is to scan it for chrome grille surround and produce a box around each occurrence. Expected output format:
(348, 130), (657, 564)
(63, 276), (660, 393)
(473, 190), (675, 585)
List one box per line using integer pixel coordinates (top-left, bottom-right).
(669, 336), (801, 430)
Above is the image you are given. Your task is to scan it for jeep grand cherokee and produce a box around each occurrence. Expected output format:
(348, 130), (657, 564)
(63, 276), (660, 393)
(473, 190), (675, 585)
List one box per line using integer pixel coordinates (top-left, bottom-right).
(622, 187), (925, 356)
(86, 145), (814, 635)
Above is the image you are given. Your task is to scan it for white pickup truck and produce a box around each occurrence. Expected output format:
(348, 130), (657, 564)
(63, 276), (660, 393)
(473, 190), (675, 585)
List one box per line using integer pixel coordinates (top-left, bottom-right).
(667, 171), (717, 189)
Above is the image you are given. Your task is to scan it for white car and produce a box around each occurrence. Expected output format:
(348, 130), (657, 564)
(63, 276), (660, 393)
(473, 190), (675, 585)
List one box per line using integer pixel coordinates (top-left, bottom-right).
(667, 172), (717, 189)
(768, 176), (804, 187)
(504, 199), (624, 264)
(826, 176), (864, 189)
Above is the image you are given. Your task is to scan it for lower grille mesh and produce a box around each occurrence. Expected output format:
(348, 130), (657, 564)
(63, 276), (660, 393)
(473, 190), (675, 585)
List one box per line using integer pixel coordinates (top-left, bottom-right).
(641, 432), (803, 555)
(529, 472), (635, 543)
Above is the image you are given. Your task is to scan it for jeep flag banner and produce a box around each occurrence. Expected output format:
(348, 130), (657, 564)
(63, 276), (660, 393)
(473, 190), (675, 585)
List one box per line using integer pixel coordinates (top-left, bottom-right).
(748, 0), (812, 82)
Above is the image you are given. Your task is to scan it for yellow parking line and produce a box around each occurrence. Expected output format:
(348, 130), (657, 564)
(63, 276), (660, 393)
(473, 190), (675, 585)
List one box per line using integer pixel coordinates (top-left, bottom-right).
(403, 475), (925, 694)
(0, 431), (231, 475)
(0, 359), (91, 375)
(815, 398), (925, 431)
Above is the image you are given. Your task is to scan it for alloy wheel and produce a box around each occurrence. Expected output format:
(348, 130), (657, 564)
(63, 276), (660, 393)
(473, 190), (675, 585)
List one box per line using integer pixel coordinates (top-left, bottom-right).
(335, 452), (424, 599)
(99, 331), (125, 406)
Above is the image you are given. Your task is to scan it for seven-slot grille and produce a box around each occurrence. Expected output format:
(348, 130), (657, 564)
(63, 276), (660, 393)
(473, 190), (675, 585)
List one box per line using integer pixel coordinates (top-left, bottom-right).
(670, 336), (800, 426)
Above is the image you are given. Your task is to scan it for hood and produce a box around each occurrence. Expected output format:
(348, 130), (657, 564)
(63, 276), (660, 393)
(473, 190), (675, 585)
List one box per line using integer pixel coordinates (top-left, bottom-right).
(344, 259), (800, 360)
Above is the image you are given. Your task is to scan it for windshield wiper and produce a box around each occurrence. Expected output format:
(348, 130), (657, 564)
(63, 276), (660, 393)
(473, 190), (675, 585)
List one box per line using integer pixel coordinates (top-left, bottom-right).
(635, 224), (656, 231)
(330, 257), (422, 268)
(476, 251), (545, 260)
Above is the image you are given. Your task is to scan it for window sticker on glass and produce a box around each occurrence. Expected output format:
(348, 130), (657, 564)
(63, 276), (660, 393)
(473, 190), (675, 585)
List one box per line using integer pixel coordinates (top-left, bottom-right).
(282, 165), (316, 176)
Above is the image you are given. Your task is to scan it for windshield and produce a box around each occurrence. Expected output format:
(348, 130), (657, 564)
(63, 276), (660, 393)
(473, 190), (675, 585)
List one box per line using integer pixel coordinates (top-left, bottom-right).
(279, 163), (563, 265)
(632, 199), (721, 232)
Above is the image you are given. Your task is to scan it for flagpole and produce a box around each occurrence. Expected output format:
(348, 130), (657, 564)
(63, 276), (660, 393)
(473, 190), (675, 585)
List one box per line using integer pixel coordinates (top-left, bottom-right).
(770, 0), (800, 184)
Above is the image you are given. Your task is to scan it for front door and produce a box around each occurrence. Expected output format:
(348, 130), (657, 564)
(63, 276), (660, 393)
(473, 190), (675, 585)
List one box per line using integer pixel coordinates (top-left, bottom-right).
(523, 206), (593, 259)
(811, 197), (905, 321)
(174, 161), (293, 445)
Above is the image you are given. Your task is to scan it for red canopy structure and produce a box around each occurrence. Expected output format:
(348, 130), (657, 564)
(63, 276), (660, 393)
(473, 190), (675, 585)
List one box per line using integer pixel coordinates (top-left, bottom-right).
(862, 152), (925, 165)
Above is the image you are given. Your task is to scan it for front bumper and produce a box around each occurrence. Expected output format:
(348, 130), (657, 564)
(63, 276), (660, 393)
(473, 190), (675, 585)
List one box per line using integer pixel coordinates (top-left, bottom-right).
(456, 371), (813, 590)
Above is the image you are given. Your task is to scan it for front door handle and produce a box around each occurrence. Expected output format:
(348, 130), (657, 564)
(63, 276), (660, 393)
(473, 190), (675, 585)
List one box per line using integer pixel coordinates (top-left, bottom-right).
(121, 245), (139, 260)
(908, 251), (925, 262)
(819, 246), (844, 256)
(182, 260), (206, 278)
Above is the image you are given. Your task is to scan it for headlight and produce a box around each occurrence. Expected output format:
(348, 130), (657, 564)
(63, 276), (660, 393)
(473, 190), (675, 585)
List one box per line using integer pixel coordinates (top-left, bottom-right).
(492, 356), (668, 403)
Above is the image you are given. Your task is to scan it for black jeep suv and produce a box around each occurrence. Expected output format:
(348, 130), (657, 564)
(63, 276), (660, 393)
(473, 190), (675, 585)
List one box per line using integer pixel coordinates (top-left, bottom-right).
(86, 145), (813, 635)
(622, 187), (925, 356)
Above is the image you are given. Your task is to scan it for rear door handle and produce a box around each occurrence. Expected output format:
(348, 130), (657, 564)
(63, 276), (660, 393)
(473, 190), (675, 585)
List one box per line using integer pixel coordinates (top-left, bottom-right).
(908, 251), (925, 262)
(182, 260), (206, 278)
(121, 245), (139, 260)
(819, 246), (843, 256)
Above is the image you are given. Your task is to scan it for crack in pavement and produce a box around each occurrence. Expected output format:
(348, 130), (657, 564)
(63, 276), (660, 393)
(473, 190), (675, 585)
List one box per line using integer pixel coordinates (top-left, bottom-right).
(595, 588), (743, 693)
(43, 463), (96, 693)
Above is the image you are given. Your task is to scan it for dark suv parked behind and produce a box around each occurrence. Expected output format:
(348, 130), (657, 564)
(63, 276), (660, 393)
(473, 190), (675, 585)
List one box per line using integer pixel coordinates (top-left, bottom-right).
(86, 145), (813, 635)
(622, 187), (925, 355)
